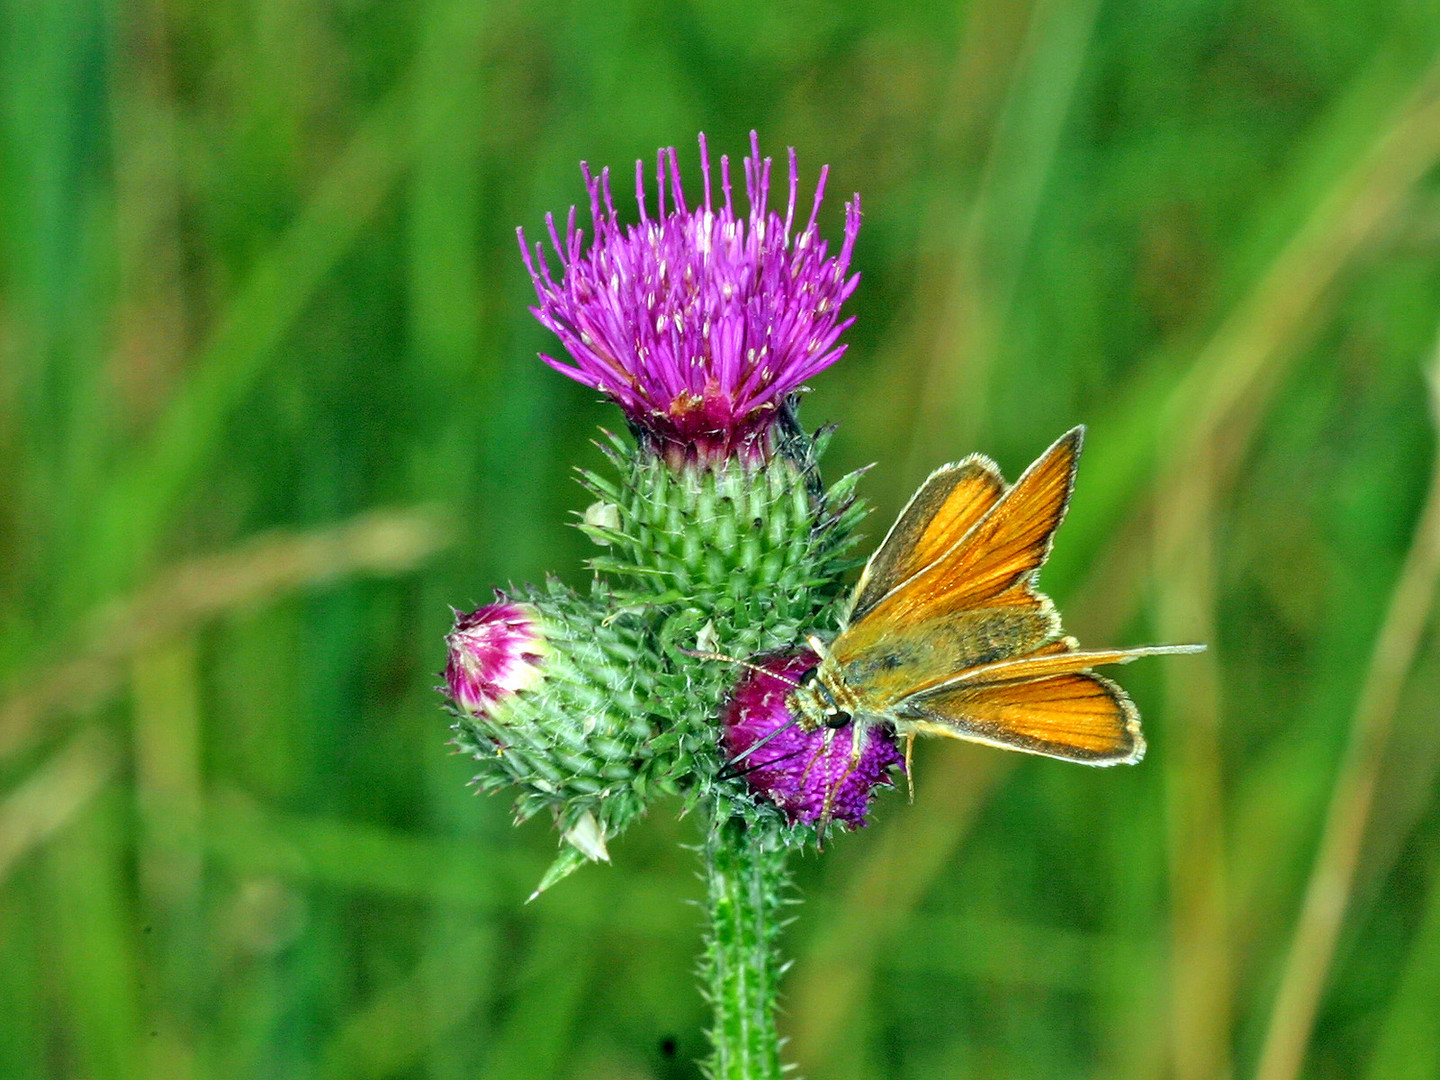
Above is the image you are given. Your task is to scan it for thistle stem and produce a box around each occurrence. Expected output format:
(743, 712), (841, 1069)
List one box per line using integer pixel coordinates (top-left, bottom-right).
(701, 813), (791, 1080)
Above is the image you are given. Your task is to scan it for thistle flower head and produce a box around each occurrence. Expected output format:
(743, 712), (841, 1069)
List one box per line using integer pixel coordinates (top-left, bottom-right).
(519, 132), (862, 464)
(443, 602), (547, 716)
(722, 651), (902, 829)
(445, 584), (661, 896)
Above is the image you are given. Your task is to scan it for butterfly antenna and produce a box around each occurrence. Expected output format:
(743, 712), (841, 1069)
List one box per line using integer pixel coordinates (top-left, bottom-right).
(676, 646), (809, 691)
(719, 745), (810, 783)
(718, 715), (803, 778)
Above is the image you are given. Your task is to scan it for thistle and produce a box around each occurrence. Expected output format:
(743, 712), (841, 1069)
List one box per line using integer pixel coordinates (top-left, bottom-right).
(722, 650), (903, 829)
(520, 130), (860, 467)
(443, 586), (664, 895)
(445, 130), (1192, 1080)
(442, 133), (882, 1078)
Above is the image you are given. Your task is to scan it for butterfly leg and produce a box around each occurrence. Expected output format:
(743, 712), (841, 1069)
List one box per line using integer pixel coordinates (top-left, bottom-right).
(816, 724), (867, 842)
(903, 732), (915, 803)
(799, 727), (839, 847)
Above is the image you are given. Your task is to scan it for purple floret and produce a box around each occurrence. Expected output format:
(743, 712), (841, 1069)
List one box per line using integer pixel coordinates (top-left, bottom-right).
(443, 602), (547, 717)
(520, 133), (861, 463)
(723, 651), (902, 828)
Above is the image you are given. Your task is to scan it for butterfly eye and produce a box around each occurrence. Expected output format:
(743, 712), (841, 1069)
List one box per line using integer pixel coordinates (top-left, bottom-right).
(799, 668), (818, 688)
(824, 710), (852, 729)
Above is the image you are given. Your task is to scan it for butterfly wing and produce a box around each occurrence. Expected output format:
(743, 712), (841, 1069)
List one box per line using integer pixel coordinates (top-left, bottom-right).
(904, 672), (1144, 764)
(830, 428), (1082, 704)
(823, 426), (1198, 765)
(896, 643), (1178, 764)
(858, 426), (1082, 626)
(847, 456), (1006, 623)
(923, 641), (1207, 691)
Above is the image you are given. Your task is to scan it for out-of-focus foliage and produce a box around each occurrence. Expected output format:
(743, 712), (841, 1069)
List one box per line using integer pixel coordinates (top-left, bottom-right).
(3, 0), (1440, 1077)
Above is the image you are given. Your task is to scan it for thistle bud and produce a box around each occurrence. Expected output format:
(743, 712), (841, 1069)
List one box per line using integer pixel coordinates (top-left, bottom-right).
(443, 603), (547, 716)
(722, 651), (902, 829)
(444, 583), (662, 894)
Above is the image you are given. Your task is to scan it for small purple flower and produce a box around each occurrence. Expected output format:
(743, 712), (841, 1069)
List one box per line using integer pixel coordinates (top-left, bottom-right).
(519, 132), (861, 464)
(444, 602), (547, 716)
(722, 651), (902, 829)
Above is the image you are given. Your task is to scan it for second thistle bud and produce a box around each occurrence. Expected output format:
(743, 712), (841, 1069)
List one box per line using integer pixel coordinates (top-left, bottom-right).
(444, 603), (547, 716)
(443, 585), (662, 893)
(722, 650), (903, 830)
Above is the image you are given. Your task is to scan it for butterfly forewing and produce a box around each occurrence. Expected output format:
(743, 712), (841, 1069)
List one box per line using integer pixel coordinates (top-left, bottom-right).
(855, 427), (1083, 628)
(828, 428), (1082, 704)
(917, 642), (1208, 694)
(848, 457), (1006, 622)
(906, 670), (1144, 764)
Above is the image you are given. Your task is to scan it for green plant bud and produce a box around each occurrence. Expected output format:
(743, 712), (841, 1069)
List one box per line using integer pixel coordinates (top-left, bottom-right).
(446, 580), (666, 894)
(575, 424), (872, 836)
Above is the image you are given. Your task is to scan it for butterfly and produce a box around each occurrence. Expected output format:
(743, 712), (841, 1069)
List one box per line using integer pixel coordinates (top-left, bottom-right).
(784, 426), (1202, 819)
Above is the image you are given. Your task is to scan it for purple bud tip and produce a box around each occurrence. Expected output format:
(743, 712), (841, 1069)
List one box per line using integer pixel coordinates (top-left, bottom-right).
(722, 651), (902, 829)
(519, 132), (862, 464)
(444, 603), (547, 716)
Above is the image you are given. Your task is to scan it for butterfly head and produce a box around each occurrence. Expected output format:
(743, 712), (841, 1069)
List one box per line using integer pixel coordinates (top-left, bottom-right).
(788, 657), (854, 732)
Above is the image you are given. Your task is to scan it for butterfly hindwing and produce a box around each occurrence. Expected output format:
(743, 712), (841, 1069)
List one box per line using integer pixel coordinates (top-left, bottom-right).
(903, 668), (1144, 765)
(829, 602), (1062, 707)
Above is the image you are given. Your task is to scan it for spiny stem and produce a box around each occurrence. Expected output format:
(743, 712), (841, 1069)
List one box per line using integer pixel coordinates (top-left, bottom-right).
(701, 812), (791, 1080)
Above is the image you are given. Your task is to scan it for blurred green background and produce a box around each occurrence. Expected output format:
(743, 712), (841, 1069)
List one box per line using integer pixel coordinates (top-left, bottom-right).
(4, 0), (1440, 1077)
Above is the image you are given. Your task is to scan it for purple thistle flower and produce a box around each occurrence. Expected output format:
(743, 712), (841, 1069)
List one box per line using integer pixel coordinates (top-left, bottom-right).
(519, 132), (862, 465)
(444, 602), (547, 716)
(722, 650), (902, 829)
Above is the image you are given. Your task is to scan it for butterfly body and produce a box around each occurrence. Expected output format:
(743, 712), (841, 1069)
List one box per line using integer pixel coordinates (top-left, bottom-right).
(785, 426), (1203, 781)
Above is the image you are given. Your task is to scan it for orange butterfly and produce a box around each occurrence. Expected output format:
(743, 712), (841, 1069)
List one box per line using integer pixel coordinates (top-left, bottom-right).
(789, 426), (1202, 809)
